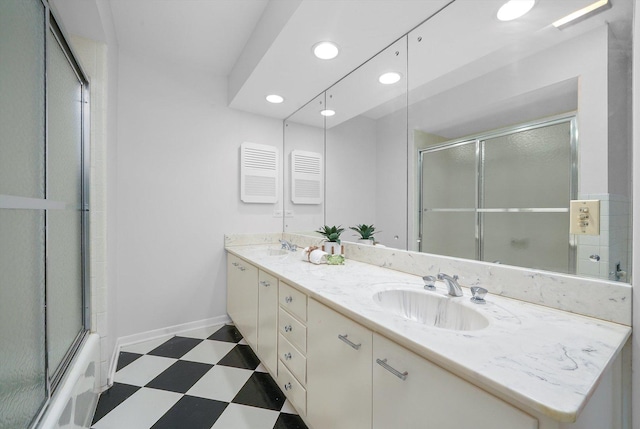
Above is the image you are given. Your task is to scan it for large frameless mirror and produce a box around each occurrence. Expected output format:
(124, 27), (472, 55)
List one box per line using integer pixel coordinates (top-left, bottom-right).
(288, 0), (633, 283)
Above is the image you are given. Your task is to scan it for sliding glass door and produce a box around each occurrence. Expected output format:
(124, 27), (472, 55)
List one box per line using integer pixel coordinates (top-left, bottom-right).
(0, 1), (90, 427)
(419, 117), (575, 273)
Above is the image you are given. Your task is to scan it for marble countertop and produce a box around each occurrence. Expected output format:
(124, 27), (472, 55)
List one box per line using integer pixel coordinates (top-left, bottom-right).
(226, 244), (631, 423)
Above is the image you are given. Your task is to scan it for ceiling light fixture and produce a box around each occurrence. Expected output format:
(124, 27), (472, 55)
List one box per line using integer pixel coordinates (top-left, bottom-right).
(378, 72), (402, 85)
(313, 41), (339, 60)
(497, 0), (535, 21)
(320, 109), (336, 117)
(552, 0), (610, 29)
(266, 94), (284, 104)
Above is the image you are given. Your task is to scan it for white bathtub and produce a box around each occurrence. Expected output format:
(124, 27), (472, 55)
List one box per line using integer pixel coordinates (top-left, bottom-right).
(37, 333), (101, 429)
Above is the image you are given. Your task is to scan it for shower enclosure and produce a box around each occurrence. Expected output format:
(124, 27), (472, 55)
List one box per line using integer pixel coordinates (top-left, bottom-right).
(0, 1), (90, 427)
(419, 116), (576, 274)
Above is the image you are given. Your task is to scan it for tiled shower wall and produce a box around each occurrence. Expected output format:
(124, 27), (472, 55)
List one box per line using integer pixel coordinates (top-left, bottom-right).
(576, 193), (631, 282)
(70, 35), (109, 389)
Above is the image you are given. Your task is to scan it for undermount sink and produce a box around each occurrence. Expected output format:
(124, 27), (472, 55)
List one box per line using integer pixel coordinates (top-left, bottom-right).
(373, 289), (489, 331)
(265, 248), (289, 257)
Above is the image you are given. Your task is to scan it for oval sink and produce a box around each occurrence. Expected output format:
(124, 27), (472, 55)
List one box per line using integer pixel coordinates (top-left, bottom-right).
(264, 248), (289, 257)
(373, 289), (489, 331)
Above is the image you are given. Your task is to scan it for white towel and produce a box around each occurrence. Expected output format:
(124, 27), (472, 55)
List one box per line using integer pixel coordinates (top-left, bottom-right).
(303, 246), (328, 264)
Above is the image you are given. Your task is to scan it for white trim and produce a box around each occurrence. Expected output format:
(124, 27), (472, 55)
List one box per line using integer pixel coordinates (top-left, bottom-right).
(106, 315), (231, 386)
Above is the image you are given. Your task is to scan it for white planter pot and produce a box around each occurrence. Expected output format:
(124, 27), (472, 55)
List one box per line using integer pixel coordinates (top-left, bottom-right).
(322, 242), (344, 255)
(358, 238), (373, 245)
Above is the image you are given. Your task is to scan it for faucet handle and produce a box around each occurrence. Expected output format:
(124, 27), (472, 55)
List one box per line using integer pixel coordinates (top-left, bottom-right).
(422, 275), (437, 290)
(470, 286), (487, 304)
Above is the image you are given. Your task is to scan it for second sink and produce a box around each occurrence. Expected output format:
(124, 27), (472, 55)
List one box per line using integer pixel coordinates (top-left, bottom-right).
(373, 289), (489, 331)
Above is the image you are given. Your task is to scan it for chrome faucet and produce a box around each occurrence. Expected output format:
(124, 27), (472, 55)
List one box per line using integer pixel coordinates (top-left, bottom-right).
(279, 239), (297, 252)
(437, 273), (463, 297)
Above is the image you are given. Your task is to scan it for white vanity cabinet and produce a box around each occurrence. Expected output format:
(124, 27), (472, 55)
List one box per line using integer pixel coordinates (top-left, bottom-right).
(307, 299), (373, 429)
(257, 270), (278, 374)
(226, 254), (259, 349)
(372, 333), (538, 429)
(277, 281), (309, 415)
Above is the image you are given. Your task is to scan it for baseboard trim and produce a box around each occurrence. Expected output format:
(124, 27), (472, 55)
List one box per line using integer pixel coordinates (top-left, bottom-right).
(107, 315), (231, 386)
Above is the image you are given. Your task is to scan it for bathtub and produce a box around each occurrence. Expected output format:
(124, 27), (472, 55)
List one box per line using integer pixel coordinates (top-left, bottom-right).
(37, 333), (101, 429)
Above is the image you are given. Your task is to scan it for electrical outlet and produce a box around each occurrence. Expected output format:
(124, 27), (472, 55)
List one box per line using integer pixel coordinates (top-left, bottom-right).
(569, 200), (600, 235)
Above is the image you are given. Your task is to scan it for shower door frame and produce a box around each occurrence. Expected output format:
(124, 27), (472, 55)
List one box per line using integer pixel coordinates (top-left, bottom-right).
(0, 1), (91, 426)
(418, 113), (578, 274)
(45, 12), (92, 392)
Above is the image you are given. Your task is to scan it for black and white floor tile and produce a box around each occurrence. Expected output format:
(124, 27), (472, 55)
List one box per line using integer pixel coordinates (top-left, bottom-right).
(91, 324), (308, 429)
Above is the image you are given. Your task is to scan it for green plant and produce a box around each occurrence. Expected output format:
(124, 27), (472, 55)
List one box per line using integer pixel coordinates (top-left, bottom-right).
(315, 225), (345, 243)
(349, 224), (378, 240)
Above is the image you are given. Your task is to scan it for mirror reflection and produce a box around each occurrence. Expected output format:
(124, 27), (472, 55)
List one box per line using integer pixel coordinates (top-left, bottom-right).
(286, 0), (633, 283)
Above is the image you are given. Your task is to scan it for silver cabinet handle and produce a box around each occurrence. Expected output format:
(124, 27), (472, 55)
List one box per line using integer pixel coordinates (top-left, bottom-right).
(232, 262), (239, 267)
(260, 280), (270, 287)
(285, 296), (293, 303)
(376, 358), (408, 381)
(284, 325), (293, 332)
(239, 266), (246, 271)
(283, 352), (292, 360)
(284, 382), (292, 391)
(338, 334), (361, 350)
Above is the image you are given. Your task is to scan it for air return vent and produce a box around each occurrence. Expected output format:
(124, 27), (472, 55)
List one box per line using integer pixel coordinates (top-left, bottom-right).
(240, 142), (279, 203)
(291, 150), (323, 205)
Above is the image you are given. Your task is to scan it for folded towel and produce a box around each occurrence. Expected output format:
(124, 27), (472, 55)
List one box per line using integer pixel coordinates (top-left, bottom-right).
(303, 246), (328, 264)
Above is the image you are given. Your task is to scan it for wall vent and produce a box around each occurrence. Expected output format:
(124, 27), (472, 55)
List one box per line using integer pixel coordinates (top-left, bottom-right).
(240, 142), (278, 204)
(291, 150), (323, 205)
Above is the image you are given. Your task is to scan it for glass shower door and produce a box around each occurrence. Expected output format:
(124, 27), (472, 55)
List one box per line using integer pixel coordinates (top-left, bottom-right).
(481, 121), (573, 272)
(0, 0), (48, 427)
(420, 141), (477, 258)
(46, 28), (86, 381)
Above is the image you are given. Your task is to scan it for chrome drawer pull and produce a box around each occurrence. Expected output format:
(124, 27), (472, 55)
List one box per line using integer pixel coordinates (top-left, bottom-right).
(284, 325), (293, 332)
(284, 382), (292, 391)
(232, 262), (239, 267)
(285, 296), (293, 303)
(338, 334), (361, 350)
(260, 280), (270, 287)
(239, 266), (246, 271)
(283, 352), (292, 360)
(376, 358), (408, 381)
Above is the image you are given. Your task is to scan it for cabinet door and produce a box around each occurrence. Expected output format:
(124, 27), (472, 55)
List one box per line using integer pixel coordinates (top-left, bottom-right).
(226, 254), (258, 349)
(257, 270), (278, 375)
(373, 333), (538, 429)
(307, 299), (372, 429)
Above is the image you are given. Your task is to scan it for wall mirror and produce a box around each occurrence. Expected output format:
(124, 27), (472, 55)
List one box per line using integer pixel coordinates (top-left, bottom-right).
(283, 92), (326, 233)
(286, 0), (633, 283)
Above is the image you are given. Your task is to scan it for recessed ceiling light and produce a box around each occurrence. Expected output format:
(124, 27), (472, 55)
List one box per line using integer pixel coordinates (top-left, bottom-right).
(313, 41), (339, 60)
(379, 72), (402, 85)
(266, 94), (284, 104)
(552, 0), (610, 28)
(320, 109), (336, 117)
(497, 0), (535, 21)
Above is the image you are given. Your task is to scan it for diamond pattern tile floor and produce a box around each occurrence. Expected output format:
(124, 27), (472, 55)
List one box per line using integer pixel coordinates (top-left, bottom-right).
(91, 324), (308, 429)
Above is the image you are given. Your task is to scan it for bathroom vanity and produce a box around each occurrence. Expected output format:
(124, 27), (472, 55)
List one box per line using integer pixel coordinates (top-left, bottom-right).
(226, 234), (631, 429)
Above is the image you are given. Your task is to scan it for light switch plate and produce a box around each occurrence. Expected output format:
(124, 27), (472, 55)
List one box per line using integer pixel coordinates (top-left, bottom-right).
(569, 200), (600, 235)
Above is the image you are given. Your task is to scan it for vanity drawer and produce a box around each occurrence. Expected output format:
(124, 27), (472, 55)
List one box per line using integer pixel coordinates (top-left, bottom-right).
(279, 282), (307, 321)
(279, 333), (307, 385)
(278, 360), (307, 416)
(279, 308), (307, 353)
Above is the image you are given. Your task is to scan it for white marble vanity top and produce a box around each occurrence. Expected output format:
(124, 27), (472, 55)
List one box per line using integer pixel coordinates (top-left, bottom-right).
(226, 244), (631, 423)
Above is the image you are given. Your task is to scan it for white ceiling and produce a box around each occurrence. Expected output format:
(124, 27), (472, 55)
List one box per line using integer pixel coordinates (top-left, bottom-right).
(108, 0), (269, 76)
(51, 0), (631, 124)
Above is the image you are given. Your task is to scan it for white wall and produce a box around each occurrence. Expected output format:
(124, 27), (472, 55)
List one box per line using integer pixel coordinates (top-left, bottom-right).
(115, 50), (283, 338)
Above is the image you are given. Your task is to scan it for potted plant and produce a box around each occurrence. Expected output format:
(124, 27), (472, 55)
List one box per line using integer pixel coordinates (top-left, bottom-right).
(350, 224), (378, 244)
(315, 225), (345, 255)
